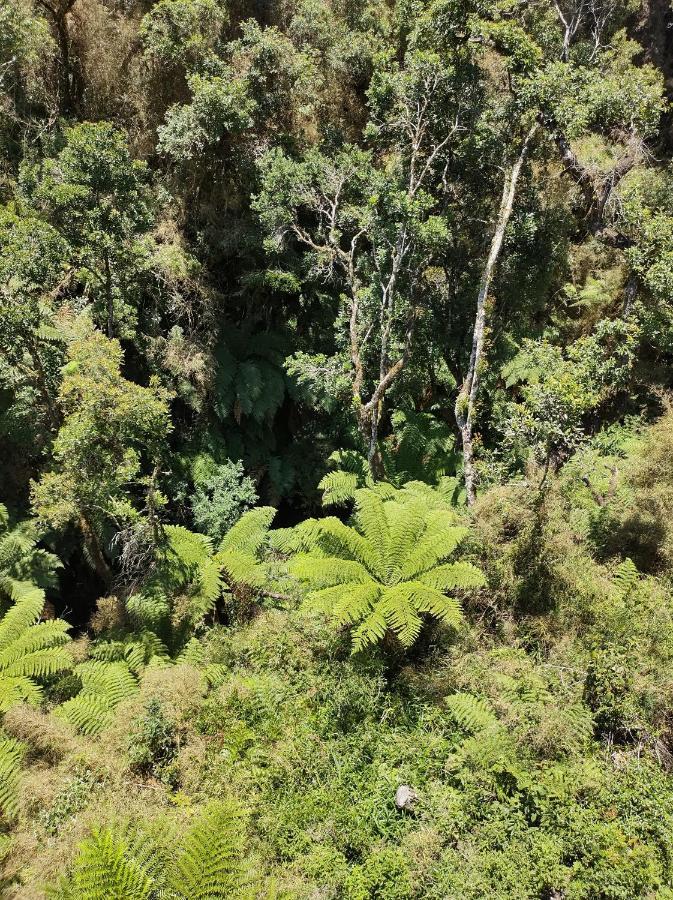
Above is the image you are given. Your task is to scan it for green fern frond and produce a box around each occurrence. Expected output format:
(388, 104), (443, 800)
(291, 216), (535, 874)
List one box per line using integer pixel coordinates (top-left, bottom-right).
(218, 507), (275, 558)
(0, 507), (61, 605)
(352, 490), (389, 569)
(418, 562), (485, 592)
(613, 557), (639, 601)
(49, 800), (250, 899)
(169, 800), (249, 899)
(47, 825), (158, 899)
(56, 661), (138, 735)
(0, 736), (24, 820)
(90, 633), (170, 673)
(290, 555), (371, 588)
(319, 470), (360, 506)
(446, 692), (497, 733)
(400, 525), (469, 579)
(0, 588), (72, 713)
(56, 695), (116, 736)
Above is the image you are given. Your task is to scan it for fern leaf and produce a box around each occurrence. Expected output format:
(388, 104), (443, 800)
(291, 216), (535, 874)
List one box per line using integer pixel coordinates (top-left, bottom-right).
(168, 800), (249, 899)
(445, 692), (497, 733)
(290, 555), (371, 588)
(0, 736), (23, 820)
(419, 562), (486, 592)
(319, 470), (360, 506)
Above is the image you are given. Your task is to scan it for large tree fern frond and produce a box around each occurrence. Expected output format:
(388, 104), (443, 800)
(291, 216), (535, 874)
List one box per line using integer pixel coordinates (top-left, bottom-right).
(400, 525), (469, 579)
(0, 587), (46, 650)
(312, 517), (381, 576)
(419, 562), (486, 592)
(0, 589), (72, 713)
(352, 490), (389, 569)
(56, 661), (138, 735)
(218, 507), (275, 558)
(290, 555), (371, 589)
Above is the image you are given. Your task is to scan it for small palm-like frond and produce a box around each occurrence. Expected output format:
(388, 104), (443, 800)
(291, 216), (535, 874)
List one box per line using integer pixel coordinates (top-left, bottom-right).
(90, 633), (170, 673)
(613, 557), (639, 601)
(49, 800), (250, 899)
(46, 826), (158, 899)
(319, 469), (360, 506)
(0, 736), (23, 820)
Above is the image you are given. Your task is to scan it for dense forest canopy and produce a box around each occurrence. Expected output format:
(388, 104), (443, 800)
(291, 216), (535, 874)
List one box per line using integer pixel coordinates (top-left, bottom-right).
(3, 0), (673, 895)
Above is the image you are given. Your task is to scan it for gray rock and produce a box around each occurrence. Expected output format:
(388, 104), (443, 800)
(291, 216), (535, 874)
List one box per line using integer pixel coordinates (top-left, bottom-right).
(395, 784), (418, 812)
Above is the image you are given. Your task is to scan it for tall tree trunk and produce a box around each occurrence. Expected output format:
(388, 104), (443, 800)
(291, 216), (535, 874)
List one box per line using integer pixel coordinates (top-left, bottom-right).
(79, 513), (113, 585)
(104, 251), (114, 338)
(455, 125), (537, 506)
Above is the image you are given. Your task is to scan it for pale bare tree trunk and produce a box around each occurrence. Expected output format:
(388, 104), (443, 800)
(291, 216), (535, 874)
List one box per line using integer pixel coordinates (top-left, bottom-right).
(455, 125), (537, 506)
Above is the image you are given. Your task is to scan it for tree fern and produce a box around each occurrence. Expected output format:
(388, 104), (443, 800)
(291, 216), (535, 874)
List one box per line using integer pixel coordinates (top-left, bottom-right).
(287, 487), (485, 651)
(0, 587), (72, 713)
(56, 660), (139, 735)
(215, 506), (276, 590)
(48, 800), (251, 899)
(0, 736), (23, 821)
(384, 409), (461, 485)
(127, 526), (223, 646)
(0, 503), (61, 609)
(90, 632), (170, 674)
(318, 450), (396, 506)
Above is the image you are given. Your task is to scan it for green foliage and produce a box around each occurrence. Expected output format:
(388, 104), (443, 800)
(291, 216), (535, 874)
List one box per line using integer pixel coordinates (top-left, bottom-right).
(191, 457), (258, 543)
(139, 0), (226, 69)
(21, 122), (154, 337)
(445, 692), (497, 733)
(31, 320), (173, 565)
(56, 660), (139, 735)
(39, 767), (100, 835)
(0, 503), (61, 608)
(126, 524), (222, 646)
(215, 506), (276, 591)
(0, 586), (71, 713)
(0, 736), (23, 821)
(287, 487), (484, 650)
(158, 72), (254, 161)
(501, 318), (639, 467)
(48, 800), (251, 899)
(127, 698), (178, 785)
